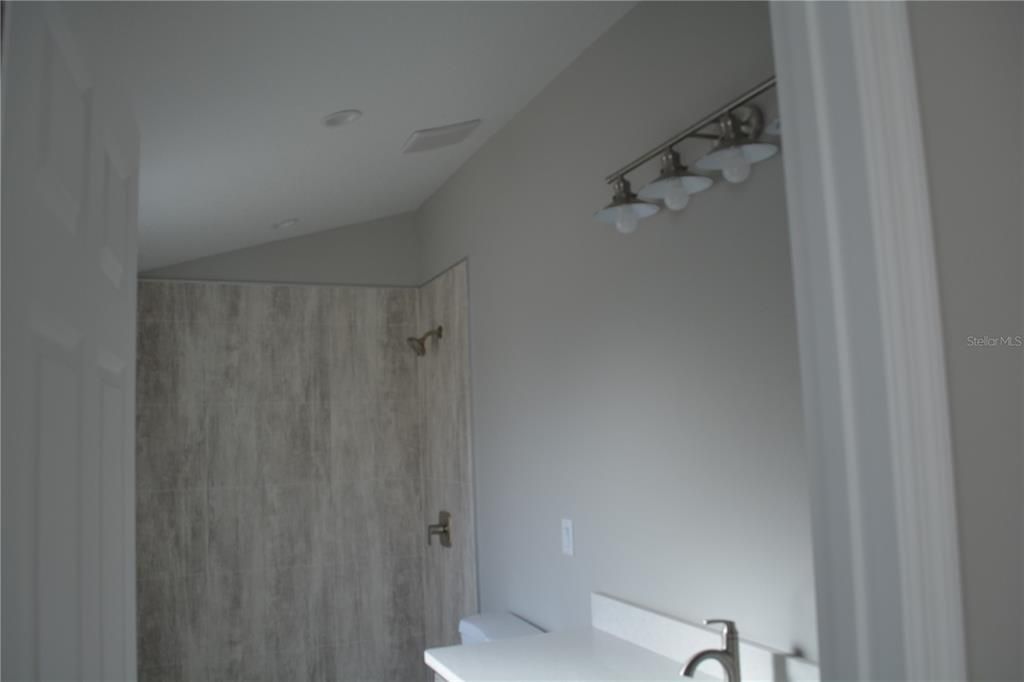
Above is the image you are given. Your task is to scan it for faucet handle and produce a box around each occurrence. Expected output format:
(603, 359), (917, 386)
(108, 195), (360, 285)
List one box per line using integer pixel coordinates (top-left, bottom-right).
(703, 619), (738, 650)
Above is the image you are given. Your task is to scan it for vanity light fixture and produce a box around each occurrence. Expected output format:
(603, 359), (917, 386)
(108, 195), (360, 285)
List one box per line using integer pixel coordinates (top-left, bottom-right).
(596, 76), (778, 232)
(637, 149), (713, 211)
(693, 108), (778, 184)
(594, 178), (659, 234)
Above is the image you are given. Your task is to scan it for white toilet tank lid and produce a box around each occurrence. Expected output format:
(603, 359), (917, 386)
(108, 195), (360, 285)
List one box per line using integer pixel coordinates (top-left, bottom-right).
(458, 613), (542, 642)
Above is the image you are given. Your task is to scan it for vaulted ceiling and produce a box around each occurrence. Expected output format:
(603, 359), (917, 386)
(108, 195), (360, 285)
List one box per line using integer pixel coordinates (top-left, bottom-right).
(65, 2), (633, 270)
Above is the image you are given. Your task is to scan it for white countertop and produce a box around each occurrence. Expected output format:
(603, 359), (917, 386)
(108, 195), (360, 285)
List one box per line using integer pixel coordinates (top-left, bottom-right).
(424, 595), (819, 682)
(424, 628), (694, 682)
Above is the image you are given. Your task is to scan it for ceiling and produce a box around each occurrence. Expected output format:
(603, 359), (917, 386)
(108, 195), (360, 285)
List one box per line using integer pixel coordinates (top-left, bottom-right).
(66, 2), (633, 271)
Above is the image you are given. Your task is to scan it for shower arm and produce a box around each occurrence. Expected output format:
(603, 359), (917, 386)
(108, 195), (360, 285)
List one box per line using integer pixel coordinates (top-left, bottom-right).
(407, 325), (444, 357)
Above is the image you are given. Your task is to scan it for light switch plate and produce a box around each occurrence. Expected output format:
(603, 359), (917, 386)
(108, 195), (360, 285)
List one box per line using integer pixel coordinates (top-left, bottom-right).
(561, 518), (574, 556)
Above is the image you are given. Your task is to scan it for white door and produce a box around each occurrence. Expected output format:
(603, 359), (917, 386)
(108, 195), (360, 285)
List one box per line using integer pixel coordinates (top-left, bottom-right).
(2, 3), (140, 680)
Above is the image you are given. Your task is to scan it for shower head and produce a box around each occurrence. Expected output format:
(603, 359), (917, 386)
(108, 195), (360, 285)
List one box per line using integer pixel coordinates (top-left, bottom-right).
(407, 326), (443, 357)
(407, 337), (426, 357)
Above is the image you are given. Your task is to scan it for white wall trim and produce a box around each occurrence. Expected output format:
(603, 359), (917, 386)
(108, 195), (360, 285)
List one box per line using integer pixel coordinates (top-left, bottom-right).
(849, 6), (967, 680)
(771, 2), (966, 680)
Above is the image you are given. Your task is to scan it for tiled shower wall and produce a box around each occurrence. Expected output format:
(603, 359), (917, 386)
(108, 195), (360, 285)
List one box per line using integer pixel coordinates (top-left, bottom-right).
(417, 263), (477, 648)
(135, 267), (473, 681)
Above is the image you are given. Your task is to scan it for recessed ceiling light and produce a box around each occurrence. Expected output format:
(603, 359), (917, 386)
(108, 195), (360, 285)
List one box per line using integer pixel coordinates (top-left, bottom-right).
(322, 109), (362, 128)
(272, 218), (300, 231)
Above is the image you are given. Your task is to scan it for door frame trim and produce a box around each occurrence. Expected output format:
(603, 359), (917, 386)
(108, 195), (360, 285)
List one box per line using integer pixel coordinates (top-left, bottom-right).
(770, 2), (966, 679)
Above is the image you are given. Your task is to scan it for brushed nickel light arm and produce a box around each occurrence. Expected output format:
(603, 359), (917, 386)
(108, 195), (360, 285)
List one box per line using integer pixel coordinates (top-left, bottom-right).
(603, 75), (776, 184)
(596, 76), (779, 229)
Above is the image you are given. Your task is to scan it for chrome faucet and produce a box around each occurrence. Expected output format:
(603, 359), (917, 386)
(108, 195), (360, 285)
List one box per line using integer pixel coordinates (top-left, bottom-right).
(680, 619), (741, 682)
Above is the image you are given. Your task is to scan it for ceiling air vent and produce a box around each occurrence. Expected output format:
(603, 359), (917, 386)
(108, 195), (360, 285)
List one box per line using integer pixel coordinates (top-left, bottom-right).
(402, 119), (481, 154)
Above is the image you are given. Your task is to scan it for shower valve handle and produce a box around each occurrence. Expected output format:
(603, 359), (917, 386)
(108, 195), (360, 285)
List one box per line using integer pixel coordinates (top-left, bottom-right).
(427, 510), (452, 548)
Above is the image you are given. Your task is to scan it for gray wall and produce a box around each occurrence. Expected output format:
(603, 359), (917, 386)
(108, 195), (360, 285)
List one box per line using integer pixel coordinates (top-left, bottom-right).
(417, 2), (817, 660)
(909, 4), (1024, 680)
(143, 212), (422, 286)
(136, 278), (471, 681)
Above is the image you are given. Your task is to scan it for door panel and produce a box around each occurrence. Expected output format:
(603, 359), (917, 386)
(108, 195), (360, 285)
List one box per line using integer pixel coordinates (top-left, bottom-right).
(97, 128), (133, 287)
(100, 356), (129, 679)
(2, 3), (140, 680)
(33, 10), (93, 234)
(35, 330), (84, 681)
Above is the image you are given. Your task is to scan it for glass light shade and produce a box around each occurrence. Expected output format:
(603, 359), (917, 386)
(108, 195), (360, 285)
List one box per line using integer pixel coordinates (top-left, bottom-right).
(663, 184), (689, 211)
(720, 148), (751, 184)
(615, 207), (639, 234)
(694, 141), (778, 171)
(638, 173), (712, 201)
(594, 201), (659, 232)
(596, 177), (659, 233)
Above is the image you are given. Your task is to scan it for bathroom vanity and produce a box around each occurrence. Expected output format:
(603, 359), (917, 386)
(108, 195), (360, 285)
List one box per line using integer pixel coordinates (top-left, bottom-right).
(425, 594), (820, 682)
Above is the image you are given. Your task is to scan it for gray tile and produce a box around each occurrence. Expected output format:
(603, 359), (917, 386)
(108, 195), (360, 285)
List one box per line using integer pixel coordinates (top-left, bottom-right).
(327, 401), (375, 484)
(138, 665), (184, 682)
(138, 280), (203, 324)
(240, 290), (326, 405)
(136, 400), (205, 492)
(378, 287), (418, 328)
(266, 639), (367, 682)
(204, 401), (262, 488)
(421, 482), (476, 649)
(137, 576), (181, 671)
(137, 280), (170, 322)
(338, 476), (422, 566)
(137, 575), (204, 673)
(262, 561), (312, 657)
(370, 397), (422, 480)
(261, 483), (320, 569)
(416, 265), (471, 487)
(259, 562), (356, 671)
(200, 319), (252, 406)
(319, 318), (357, 404)
(207, 486), (262, 577)
(200, 568), (268, 681)
(329, 400), (419, 483)
(354, 554), (426, 679)
(306, 563), (348, 651)
(136, 316), (205, 405)
(136, 488), (207, 581)
(312, 482), (346, 570)
(267, 285), (320, 329)
(308, 642), (358, 682)
(200, 282), (257, 327)
(136, 276), (474, 681)
(416, 263), (477, 652)
(256, 402), (327, 485)
(204, 288), (308, 406)
(264, 649), (310, 682)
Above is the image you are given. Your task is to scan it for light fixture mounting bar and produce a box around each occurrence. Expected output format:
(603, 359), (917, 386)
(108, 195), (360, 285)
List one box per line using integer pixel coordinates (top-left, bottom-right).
(603, 75), (777, 184)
